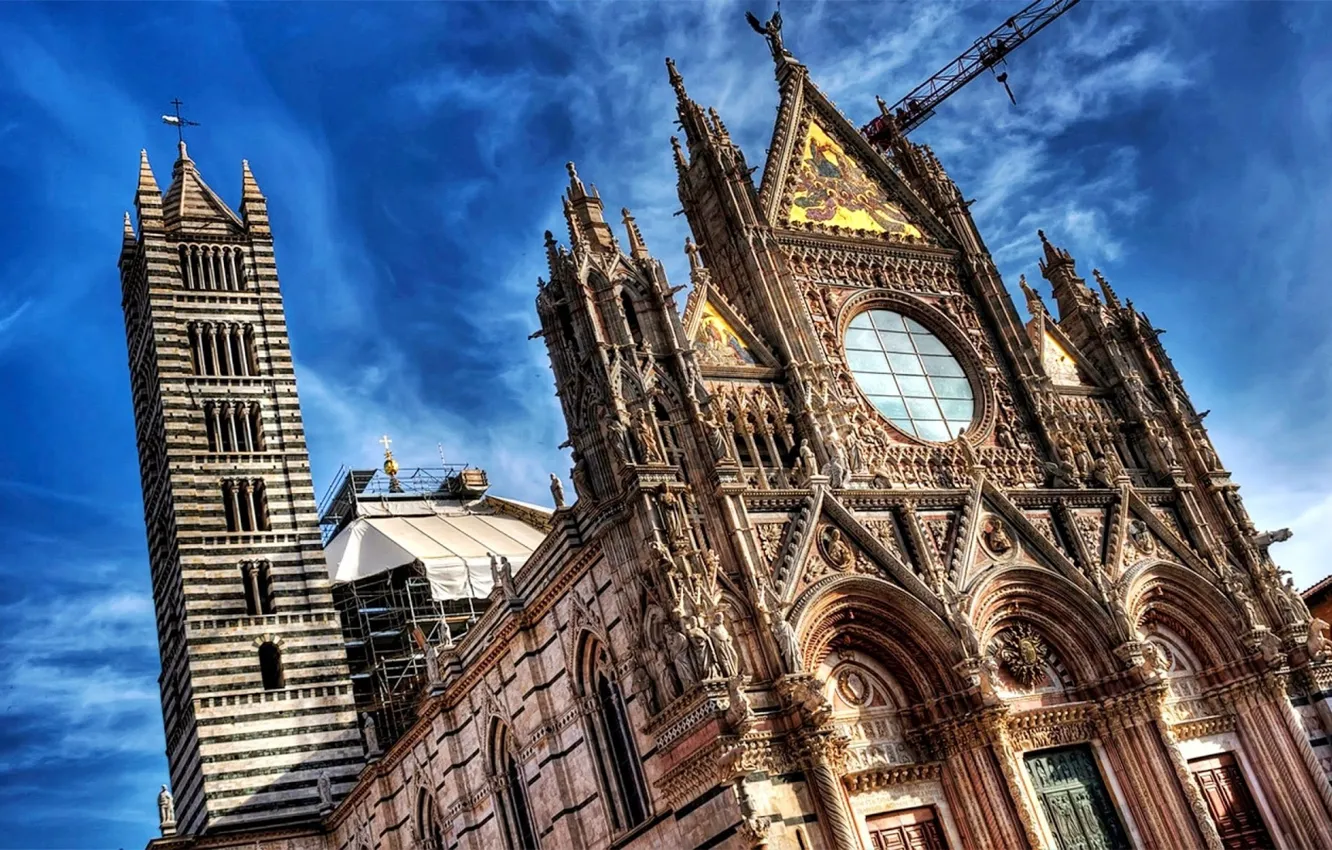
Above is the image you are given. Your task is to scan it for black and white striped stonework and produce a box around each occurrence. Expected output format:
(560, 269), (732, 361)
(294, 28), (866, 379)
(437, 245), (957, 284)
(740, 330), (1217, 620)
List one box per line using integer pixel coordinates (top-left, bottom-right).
(118, 146), (363, 835)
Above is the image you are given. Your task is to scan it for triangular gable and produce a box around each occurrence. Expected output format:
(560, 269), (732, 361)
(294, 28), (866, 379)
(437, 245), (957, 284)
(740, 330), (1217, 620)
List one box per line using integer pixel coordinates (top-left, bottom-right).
(755, 65), (953, 248)
(1111, 490), (1209, 575)
(686, 292), (778, 370)
(1029, 314), (1106, 388)
(769, 489), (941, 617)
(957, 483), (1092, 595)
(162, 151), (245, 237)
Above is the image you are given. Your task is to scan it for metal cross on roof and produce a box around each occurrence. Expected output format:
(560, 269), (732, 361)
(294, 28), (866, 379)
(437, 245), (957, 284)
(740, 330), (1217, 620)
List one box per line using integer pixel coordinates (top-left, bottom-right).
(161, 98), (200, 144)
(379, 434), (393, 452)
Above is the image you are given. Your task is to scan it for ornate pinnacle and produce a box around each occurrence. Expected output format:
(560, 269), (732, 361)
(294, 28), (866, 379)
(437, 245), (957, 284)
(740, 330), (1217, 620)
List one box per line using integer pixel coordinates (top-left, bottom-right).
(1019, 274), (1049, 320)
(137, 149), (161, 195)
(122, 211), (135, 245)
(671, 136), (688, 175)
(1092, 269), (1122, 310)
(621, 208), (649, 260)
(666, 57), (687, 100)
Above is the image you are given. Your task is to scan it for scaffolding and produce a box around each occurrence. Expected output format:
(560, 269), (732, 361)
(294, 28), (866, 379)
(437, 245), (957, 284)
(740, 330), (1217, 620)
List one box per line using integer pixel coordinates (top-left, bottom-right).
(318, 464), (494, 747)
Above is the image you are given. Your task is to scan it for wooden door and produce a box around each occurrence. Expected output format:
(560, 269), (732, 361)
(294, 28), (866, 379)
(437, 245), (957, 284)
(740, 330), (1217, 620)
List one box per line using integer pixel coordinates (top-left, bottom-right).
(865, 805), (948, 850)
(1024, 745), (1131, 850)
(1190, 753), (1274, 849)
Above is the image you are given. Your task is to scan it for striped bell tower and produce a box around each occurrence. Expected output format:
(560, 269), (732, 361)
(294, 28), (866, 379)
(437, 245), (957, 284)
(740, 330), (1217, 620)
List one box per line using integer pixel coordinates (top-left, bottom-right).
(118, 141), (363, 834)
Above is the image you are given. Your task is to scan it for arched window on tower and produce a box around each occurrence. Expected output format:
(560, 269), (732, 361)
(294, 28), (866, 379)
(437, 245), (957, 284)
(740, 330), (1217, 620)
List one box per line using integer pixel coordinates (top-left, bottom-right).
(578, 635), (649, 833)
(490, 721), (539, 850)
(258, 641), (283, 690)
(417, 789), (446, 850)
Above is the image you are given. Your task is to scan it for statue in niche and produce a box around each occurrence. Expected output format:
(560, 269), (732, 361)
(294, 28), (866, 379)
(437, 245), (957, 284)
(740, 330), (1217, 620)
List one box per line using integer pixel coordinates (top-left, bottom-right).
(818, 526), (854, 571)
(709, 611), (741, 678)
(631, 407), (663, 463)
(667, 620), (698, 687)
(688, 615), (721, 679)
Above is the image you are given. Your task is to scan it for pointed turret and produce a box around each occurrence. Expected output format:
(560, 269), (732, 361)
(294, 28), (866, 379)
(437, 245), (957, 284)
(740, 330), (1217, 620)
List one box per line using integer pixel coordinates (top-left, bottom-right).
(135, 150), (164, 232)
(562, 162), (617, 256)
(666, 58), (711, 153)
(162, 141), (244, 235)
(1038, 230), (1094, 321)
(1092, 269), (1122, 311)
(1019, 275), (1050, 320)
(621, 208), (650, 261)
(240, 159), (271, 237)
(122, 211), (136, 248)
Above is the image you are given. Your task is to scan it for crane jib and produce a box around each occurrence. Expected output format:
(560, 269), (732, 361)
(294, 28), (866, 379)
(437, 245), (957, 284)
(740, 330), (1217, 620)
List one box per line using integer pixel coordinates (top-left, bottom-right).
(861, 0), (1082, 144)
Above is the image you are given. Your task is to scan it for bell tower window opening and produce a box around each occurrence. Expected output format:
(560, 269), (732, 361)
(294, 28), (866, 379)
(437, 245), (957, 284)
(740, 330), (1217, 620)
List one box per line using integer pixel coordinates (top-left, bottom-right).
(258, 641), (283, 690)
(223, 478), (270, 533)
(241, 560), (276, 616)
(179, 244), (246, 292)
(206, 401), (263, 452)
(844, 308), (974, 443)
(189, 323), (257, 377)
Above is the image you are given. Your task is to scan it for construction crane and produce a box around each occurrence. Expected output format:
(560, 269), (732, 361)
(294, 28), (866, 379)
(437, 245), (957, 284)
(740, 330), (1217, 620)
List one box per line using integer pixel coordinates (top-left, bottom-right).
(862, 0), (1082, 145)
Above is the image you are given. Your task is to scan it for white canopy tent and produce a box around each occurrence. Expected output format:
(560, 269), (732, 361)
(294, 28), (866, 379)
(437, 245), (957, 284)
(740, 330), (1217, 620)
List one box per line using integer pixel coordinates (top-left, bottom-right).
(323, 507), (549, 601)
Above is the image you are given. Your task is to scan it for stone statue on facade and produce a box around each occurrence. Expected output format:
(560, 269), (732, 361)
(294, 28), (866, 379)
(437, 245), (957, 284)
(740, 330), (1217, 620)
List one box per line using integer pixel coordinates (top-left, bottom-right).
(821, 440), (848, 489)
(631, 407), (663, 463)
(362, 712), (382, 758)
(157, 785), (176, 836)
(773, 611), (804, 672)
(797, 440), (818, 485)
(1307, 617), (1332, 662)
(709, 611), (741, 678)
(317, 771), (334, 812)
(549, 473), (565, 508)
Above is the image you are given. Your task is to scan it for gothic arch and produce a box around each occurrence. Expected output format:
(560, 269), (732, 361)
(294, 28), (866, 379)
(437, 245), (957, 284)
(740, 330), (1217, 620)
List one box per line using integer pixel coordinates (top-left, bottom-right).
(793, 574), (965, 706)
(1121, 560), (1248, 670)
(969, 564), (1119, 685)
(488, 719), (539, 850)
(416, 787), (445, 850)
(574, 631), (650, 832)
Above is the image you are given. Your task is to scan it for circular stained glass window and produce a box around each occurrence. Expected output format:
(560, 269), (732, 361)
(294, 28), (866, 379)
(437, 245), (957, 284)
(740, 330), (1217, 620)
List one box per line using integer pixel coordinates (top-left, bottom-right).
(844, 309), (974, 442)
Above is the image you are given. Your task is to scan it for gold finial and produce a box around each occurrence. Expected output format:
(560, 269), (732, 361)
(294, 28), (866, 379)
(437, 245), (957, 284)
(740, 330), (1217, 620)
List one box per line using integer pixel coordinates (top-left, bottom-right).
(379, 434), (399, 478)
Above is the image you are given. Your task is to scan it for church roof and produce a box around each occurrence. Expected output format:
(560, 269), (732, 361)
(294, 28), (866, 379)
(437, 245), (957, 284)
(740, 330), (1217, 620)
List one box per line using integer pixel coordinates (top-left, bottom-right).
(323, 496), (550, 600)
(161, 141), (245, 235)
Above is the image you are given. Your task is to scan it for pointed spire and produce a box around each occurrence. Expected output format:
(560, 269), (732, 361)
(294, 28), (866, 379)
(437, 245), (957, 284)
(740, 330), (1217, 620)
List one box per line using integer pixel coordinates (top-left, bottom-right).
(1019, 275), (1049, 320)
(621, 208), (650, 260)
(1037, 230), (1093, 321)
(666, 57), (687, 101)
(561, 162), (616, 256)
(239, 159), (271, 237)
(119, 211), (138, 264)
(1037, 229), (1073, 273)
(162, 142), (243, 233)
(1092, 269), (1122, 310)
(137, 149), (161, 196)
(134, 150), (164, 232)
(666, 58), (710, 150)
(241, 159), (264, 200)
(671, 136), (688, 177)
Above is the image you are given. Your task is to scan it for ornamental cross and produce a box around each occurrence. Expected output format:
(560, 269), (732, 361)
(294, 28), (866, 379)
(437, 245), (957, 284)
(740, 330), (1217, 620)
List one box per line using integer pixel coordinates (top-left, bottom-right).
(161, 98), (200, 144)
(379, 434), (393, 452)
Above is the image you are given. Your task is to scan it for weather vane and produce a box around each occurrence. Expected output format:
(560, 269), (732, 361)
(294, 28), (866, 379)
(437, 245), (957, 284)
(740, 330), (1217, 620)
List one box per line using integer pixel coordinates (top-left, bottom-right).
(161, 99), (200, 144)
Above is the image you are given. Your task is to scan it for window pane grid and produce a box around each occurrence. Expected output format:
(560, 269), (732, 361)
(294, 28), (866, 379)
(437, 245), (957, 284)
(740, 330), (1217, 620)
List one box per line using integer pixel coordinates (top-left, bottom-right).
(844, 308), (974, 443)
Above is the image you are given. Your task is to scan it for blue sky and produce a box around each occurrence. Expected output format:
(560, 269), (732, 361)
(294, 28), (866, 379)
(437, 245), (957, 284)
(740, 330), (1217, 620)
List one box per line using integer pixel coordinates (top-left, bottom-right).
(0, 1), (1329, 846)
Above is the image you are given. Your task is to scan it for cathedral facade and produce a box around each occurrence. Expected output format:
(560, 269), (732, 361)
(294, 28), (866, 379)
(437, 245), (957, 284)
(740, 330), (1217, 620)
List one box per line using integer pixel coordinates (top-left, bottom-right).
(123, 33), (1332, 850)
